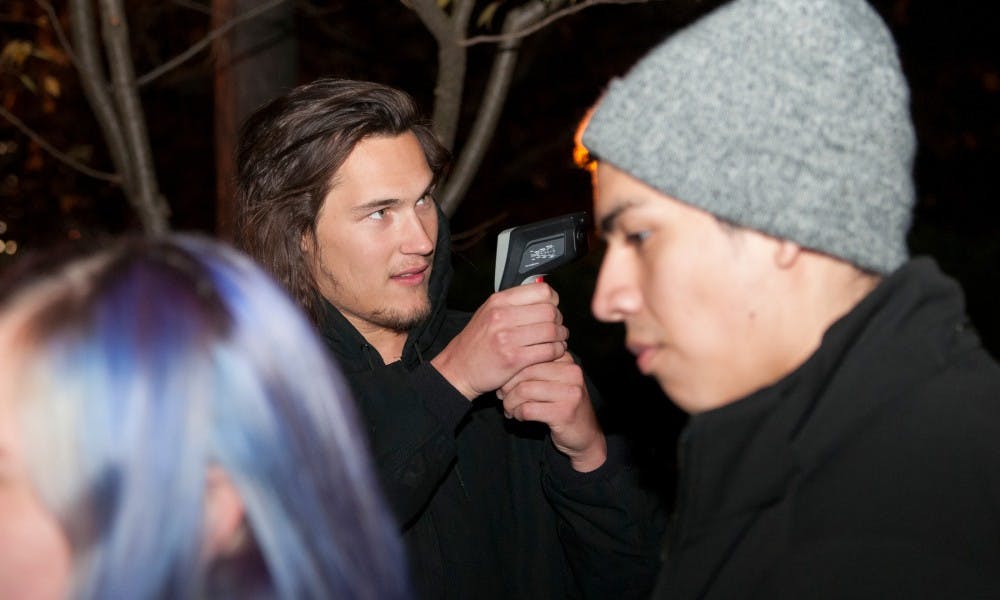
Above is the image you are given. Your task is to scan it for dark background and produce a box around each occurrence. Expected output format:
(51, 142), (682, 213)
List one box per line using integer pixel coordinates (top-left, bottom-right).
(2, 0), (998, 491)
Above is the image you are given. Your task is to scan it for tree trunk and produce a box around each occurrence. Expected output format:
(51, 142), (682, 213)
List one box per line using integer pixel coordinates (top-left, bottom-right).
(212, 0), (297, 240)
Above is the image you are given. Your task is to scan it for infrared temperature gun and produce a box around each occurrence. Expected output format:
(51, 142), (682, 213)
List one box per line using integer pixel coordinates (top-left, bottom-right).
(494, 212), (590, 292)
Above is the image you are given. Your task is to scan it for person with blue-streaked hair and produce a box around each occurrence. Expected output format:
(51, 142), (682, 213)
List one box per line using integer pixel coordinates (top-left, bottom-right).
(0, 234), (411, 600)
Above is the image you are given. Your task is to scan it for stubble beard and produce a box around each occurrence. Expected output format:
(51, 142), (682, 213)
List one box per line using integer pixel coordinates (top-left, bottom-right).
(368, 296), (432, 333)
(313, 255), (433, 334)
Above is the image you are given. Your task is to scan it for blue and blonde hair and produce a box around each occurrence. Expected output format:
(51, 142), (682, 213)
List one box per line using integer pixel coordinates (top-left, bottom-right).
(0, 235), (410, 599)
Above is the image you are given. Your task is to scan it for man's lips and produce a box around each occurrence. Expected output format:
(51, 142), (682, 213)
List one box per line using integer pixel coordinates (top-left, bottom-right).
(627, 341), (658, 374)
(391, 264), (429, 285)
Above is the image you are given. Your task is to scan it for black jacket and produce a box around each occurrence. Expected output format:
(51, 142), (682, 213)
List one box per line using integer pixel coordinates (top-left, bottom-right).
(319, 211), (664, 599)
(652, 258), (1000, 599)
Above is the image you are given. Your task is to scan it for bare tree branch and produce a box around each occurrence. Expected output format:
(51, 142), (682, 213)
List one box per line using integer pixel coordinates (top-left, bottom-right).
(451, 211), (509, 241)
(98, 0), (169, 233)
(440, 0), (561, 216)
(34, 0), (80, 69)
(136, 0), (290, 87)
(436, 0), (474, 149)
(69, 0), (135, 194)
(0, 105), (121, 183)
(171, 0), (212, 15)
(409, 0), (475, 150)
(460, 0), (655, 47)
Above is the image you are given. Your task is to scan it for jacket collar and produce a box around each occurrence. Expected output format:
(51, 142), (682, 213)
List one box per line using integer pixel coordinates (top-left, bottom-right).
(318, 204), (454, 373)
(677, 257), (970, 529)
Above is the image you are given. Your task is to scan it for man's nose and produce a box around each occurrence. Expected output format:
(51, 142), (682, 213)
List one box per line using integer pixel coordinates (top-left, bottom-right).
(400, 211), (435, 255)
(591, 249), (640, 322)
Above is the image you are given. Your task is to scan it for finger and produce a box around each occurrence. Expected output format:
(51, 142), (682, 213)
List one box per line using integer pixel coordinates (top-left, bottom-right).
(505, 322), (568, 349)
(551, 351), (574, 365)
(502, 377), (578, 416)
(500, 356), (573, 396)
(512, 341), (568, 372)
(490, 281), (558, 307)
(484, 302), (563, 331)
(489, 323), (567, 359)
(506, 386), (580, 426)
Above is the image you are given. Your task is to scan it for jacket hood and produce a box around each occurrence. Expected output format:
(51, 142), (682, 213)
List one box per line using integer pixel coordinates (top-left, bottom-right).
(318, 203), (454, 372)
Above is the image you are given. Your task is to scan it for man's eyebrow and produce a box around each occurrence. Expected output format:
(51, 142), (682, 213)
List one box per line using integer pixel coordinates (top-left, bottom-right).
(351, 181), (435, 217)
(599, 201), (637, 237)
(351, 198), (400, 216)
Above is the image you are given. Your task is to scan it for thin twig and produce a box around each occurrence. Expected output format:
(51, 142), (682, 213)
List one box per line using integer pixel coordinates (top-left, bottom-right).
(296, 0), (345, 19)
(460, 0), (655, 47)
(171, 0), (212, 15)
(0, 16), (36, 25)
(136, 0), (290, 87)
(0, 105), (121, 183)
(34, 0), (81, 68)
(451, 211), (510, 241)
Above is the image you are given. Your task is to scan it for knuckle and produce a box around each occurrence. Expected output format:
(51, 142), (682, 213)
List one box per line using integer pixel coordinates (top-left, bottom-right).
(499, 347), (519, 369)
(546, 304), (560, 321)
(487, 307), (505, 326)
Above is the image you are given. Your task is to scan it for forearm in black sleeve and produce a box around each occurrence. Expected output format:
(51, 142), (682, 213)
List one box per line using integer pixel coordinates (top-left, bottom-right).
(542, 434), (669, 599)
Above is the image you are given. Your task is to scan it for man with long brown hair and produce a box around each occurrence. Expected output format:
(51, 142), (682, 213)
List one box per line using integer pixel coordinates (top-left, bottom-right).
(235, 78), (663, 599)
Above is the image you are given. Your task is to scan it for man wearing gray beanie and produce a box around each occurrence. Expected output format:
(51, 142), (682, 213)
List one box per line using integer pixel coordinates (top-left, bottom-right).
(579, 0), (1000, 597)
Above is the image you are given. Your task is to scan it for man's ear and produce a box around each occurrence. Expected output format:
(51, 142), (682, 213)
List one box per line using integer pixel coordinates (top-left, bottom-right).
(300, 229), (315, 257)
(774, 239), (803, 269)
(203, 466), (246, 561)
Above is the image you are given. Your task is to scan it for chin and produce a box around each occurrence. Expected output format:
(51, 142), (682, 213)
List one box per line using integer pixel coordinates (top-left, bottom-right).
(373, 302), (432, 333)
(655, 376), (697, 413)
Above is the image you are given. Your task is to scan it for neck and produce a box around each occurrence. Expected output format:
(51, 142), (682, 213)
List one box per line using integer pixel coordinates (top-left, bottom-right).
(348, 317), (409, 364)
(782, 255), (882, 370)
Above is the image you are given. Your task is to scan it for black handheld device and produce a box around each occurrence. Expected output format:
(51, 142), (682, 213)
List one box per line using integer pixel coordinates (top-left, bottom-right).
(494, 212), (590, 291)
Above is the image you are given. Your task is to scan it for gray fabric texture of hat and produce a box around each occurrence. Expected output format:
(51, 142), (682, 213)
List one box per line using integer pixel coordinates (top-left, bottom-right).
(582, 0), (916, 274)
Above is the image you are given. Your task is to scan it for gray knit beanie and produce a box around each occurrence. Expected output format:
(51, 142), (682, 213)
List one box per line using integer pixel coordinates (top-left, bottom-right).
(582, 0), (916, 274)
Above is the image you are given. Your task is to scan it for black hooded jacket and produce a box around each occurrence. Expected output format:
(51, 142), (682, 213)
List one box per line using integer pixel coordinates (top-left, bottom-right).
(652, 258), (1000, 599)
(318, 210), (664, 599)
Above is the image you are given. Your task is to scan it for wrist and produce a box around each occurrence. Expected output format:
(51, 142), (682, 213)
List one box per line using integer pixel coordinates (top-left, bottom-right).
(568, 434), (608, 473)
(430, 351), (477, 401)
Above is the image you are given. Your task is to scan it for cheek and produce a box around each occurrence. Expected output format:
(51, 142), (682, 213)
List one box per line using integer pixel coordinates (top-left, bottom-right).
(639, 245), (699, 324)
(421, 209), (439, 242)
(641, 244), (737, 347)
(0, 483), (71, 599)
(317, 233), (368, 279)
